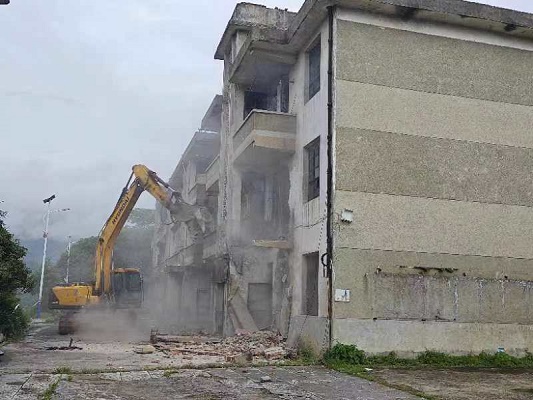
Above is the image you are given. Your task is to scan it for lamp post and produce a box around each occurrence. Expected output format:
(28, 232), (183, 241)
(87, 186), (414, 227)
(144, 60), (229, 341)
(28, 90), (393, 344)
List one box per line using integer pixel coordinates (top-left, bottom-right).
(36, 195), (70, 320)
(65, 235), (72, 284)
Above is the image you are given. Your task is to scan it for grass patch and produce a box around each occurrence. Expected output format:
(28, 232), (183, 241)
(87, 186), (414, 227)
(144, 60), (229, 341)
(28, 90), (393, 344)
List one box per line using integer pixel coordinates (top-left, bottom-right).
(323, 343), (533, 369)
(39, 378), (60, 400)
(323, 344), (533, 400)
(296, 340), (320, 365)
(53, 366), (73, 375)
(163, 370), (176, 378)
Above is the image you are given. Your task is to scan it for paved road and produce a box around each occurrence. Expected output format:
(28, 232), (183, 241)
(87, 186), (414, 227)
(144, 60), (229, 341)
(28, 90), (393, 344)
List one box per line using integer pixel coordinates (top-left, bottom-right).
(1, 367), (418, 400)
(0, 322), (416, 399)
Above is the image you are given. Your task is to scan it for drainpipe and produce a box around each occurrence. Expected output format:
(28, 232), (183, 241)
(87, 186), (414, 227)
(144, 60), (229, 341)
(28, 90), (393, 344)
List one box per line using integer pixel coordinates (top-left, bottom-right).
(326, 5), (336, 349)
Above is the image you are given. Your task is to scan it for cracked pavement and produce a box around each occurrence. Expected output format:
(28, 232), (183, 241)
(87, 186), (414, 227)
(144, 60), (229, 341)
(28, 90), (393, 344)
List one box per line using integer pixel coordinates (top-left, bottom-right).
(0, 322), (417, 399)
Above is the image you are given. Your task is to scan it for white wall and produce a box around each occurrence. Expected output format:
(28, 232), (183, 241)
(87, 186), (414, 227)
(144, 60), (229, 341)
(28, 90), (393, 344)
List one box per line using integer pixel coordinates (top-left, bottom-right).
(287, 19), (330, 318)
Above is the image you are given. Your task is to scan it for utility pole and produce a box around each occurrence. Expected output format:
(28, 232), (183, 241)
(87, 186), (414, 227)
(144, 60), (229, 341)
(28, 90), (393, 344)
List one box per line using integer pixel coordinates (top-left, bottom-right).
(37, 195), (55, 320)
(65, 235), (72, 284)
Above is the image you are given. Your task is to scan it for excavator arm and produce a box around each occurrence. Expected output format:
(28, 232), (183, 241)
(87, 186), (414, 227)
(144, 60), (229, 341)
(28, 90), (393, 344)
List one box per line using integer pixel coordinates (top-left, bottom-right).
(94, 164), (210, 296)
(50, 164), (211, 334)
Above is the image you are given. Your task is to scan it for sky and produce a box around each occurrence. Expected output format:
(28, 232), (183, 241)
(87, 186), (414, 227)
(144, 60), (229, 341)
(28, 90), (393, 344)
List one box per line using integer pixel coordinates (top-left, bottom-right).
(1, 0), (532, 241)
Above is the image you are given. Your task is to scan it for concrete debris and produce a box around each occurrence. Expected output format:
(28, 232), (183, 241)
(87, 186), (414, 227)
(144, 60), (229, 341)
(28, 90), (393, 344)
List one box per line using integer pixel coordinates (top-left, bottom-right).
(150, 330), (221, 345)
(134, 345), (156, 354)
(151, 331), (289, 363)
(260, 375), (272, 383)
(263, 346), (286, 360)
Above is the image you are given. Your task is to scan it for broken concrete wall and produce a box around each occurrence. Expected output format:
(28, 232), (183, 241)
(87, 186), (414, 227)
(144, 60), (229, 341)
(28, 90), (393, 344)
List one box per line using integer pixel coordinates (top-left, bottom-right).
(333, 9), (533, 354)
(149, 98), (223, 335)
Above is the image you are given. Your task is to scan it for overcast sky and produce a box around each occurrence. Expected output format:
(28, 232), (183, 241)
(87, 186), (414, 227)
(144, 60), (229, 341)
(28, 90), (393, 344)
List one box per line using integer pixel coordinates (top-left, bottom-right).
(1, 0), (532, 241)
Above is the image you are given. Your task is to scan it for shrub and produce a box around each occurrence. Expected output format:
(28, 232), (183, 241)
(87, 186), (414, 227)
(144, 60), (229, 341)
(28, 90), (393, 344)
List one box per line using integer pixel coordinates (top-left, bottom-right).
(323, 343), (366, 365)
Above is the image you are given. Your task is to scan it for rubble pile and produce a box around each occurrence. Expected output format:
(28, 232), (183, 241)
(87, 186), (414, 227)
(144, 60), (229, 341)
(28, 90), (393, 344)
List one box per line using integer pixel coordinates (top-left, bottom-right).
(150, 330), (290, 363)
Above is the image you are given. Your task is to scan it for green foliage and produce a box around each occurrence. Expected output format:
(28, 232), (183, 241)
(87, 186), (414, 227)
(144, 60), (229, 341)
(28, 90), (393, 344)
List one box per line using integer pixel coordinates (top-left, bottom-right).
(0, 294), (30, 339)
(39, 378), (60, 400)
(55, 237), (98, 283)
(53, 366), (73, 374)
(296, 340), (320, 364)
(0, 209), (34, 338)
(323, 343), (366, 365)
(323, 343), (533, 370)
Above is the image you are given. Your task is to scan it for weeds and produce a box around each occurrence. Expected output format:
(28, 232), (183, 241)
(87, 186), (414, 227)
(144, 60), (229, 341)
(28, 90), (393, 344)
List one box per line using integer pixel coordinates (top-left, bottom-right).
(297, 340), (320, 364)
(53, 366), (72, 375)
(163, 370), (176, 378)
(323, 343), (533, 370)
(39, 378), (60, 400)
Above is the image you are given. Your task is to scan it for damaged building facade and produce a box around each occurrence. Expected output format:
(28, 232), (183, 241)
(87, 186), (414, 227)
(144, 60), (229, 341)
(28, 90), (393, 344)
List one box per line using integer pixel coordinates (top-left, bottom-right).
(153, 0), (533, 355)
(152, 96), (225, 334)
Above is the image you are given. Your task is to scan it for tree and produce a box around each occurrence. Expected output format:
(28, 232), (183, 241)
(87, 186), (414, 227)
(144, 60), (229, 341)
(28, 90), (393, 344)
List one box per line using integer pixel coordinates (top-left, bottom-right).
(0, 210), (34, 338)
(54, 237), (98, 284)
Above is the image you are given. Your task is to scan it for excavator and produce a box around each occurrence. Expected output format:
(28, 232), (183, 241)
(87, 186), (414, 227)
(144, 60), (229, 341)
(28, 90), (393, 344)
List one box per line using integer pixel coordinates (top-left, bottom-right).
(49, 164), (210, 334)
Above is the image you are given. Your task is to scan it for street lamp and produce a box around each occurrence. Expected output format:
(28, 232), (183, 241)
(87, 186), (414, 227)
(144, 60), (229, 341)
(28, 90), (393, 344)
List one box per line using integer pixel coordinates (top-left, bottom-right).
(65, 235), (72, 284)
(36, 195), (70, 320)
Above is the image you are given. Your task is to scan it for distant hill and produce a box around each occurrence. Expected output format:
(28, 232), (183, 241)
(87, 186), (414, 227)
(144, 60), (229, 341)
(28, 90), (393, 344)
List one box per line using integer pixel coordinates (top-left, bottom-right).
(20, 238), (67, 271)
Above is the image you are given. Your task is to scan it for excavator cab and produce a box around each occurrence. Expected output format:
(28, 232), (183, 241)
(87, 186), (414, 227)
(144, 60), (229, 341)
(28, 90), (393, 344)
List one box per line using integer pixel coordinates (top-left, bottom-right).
(112, 268), (143, 308)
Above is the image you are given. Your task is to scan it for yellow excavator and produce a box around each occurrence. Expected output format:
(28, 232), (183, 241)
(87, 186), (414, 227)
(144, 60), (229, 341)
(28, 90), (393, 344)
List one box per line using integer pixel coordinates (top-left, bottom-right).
(49, 164), (210, 334)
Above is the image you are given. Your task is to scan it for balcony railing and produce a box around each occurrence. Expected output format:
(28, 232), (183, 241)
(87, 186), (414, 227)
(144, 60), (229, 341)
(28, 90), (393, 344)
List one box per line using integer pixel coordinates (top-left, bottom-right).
(234, 110), (296, 149)
(232, 110), (296, 167)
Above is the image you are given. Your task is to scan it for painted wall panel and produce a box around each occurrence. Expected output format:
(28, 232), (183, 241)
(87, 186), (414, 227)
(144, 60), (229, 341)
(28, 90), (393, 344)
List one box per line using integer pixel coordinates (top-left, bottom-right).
(336, 128), (533, 206)
(336, 80), (533, 149)
(337, 20), (533, 105)
(336, 190), (533, 259)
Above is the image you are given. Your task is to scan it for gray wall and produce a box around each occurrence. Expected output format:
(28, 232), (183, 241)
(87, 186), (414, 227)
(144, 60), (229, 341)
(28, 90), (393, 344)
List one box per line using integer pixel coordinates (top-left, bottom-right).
(333, 15), (533, 354)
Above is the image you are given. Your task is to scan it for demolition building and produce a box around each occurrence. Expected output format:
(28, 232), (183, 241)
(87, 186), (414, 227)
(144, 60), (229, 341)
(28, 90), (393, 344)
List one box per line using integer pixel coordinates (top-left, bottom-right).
(153, 0), (533, 355)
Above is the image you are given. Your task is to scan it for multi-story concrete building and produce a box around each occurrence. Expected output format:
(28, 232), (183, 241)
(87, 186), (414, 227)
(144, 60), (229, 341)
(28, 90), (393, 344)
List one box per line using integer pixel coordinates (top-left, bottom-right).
(154, 0), (533, 355)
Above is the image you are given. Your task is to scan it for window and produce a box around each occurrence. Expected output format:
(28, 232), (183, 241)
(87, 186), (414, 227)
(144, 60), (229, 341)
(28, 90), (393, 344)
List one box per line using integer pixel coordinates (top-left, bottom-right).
(307, 39), (321, 100)
(306, 138), (320, 201)
(125, 273), (142, 291)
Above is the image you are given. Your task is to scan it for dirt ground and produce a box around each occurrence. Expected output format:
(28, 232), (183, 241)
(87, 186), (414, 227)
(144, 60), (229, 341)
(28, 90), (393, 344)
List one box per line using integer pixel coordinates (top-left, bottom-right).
(374, 367), (533, 400)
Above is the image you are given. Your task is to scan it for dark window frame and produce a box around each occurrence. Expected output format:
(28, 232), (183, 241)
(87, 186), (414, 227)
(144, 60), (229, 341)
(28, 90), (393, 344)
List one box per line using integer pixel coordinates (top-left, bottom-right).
(307, 39), (321, 101)
(305, 138), (320, 201)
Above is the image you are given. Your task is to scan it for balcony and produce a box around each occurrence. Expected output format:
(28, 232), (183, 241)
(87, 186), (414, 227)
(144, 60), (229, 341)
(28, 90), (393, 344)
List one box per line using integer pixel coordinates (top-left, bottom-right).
(233, 110), (296, 169)
(205, 156), (220, 192)
(228, 37), (296, 87)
